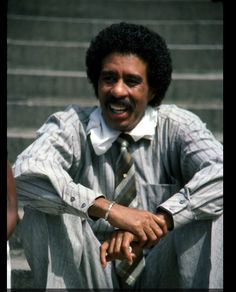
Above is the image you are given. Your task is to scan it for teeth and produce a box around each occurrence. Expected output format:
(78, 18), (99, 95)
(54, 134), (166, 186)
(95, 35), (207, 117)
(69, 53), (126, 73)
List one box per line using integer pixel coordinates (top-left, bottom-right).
(110, 104), (126, 110)
(109, 104), (127, 113)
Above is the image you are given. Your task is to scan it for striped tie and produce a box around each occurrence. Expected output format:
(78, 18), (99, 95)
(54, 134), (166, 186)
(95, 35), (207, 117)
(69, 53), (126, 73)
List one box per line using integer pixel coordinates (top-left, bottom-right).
(114, 134), (145, 286)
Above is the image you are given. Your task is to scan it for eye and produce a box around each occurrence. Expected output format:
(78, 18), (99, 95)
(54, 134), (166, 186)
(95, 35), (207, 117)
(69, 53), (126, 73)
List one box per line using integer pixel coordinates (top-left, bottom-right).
(125, 77), (142, 87)
(99, 73), (117, 84)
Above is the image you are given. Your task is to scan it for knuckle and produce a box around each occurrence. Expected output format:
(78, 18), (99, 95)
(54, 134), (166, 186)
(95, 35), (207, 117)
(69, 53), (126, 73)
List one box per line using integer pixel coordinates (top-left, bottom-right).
(134, 220), (141, 229)
(151, 234), (158, 242)
(140, 235), (148, 245)
(114, 246), (120, 254)
(158, 218), (166, 228)
(158, 229), (164, 238)
(121, 242), (128, 251)
(114, 250), (120, 257)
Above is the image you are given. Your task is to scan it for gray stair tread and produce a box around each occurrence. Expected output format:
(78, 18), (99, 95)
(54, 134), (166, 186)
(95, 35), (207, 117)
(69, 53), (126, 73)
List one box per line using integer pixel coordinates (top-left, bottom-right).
(10, 249), (30, 271)
(7, 128), (223, 141)
(7, 129), (223, 165)
(7, 74), (223, 102)
(7, 98), (223, 131)
(7, 95), (223, 137)
(10, 246), (33, 289)
(7, 69), (223, 78)
(7, 41), (223, 72)
(7, 0), (223, 20)
(7, 16), (223, 44)
(8, 96), (222, 106)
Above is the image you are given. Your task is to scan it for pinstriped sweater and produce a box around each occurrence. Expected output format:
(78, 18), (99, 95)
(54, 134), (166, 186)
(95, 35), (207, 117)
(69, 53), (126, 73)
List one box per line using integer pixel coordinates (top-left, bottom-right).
(13, 104), (223, 243)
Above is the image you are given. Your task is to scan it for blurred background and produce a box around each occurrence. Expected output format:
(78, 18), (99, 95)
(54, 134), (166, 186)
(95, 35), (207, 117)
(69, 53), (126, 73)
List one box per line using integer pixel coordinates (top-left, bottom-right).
(7, 0), (223, 288)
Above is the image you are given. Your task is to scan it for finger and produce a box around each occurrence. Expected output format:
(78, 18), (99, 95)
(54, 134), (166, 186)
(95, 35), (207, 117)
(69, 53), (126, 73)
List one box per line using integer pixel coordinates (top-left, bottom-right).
(153, 215), (168, 235)
(135, 229), (148, 247)
(107, 235), (116, 256)
(142, 225), (159, 248)
(121, 233), (135, 265)
(106, 232), (125, 262)
(149, 217), (168, 242)
(100, 241), (110, 268)
(113, 231), (123, 256)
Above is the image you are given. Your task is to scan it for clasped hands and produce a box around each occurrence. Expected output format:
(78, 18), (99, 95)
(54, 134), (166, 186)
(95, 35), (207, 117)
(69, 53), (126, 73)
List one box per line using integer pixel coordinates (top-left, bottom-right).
(99, 203), (170, 268)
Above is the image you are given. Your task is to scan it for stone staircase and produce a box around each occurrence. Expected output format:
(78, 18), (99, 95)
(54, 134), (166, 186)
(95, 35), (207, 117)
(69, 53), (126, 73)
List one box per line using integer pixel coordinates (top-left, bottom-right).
(7, 0), (223, 288)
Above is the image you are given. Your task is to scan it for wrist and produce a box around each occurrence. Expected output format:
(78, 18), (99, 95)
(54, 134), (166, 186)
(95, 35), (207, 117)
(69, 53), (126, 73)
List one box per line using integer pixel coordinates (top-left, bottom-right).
(88, 197), (115, 220)
(104, 201), (116, 221)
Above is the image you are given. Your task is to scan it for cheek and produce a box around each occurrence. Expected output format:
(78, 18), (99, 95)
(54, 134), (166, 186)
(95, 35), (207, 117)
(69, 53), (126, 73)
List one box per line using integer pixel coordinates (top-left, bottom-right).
(98, 84), (111, 101)
(97, 84), (104, 96)
(133, 100), (148, 119)
(97, 86), (107, 103)
(137, 91), (151, 108)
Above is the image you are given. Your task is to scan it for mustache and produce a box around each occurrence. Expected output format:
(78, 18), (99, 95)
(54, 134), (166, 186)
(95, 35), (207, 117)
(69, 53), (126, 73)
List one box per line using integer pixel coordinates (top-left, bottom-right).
(105, 96), (135, 111)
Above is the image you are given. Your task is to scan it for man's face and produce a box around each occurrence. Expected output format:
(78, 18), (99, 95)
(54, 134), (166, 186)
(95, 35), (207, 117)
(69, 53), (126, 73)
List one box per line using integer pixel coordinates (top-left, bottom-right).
(98, 53), (154, 132)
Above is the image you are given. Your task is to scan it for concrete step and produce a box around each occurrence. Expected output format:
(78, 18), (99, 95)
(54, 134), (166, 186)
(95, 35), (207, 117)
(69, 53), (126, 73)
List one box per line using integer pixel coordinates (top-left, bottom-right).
(9, 210), (34, 289)
(7, 16), (223, 45)
(10, 248), (33, 289)
(166, 73), (223, 101)
(7, 129), (224, 165)
(7, 135), (34, 164)
(7, 41), (223, 73)
(7, 97), (223, 164)
(7, 70), (94, 98)
(7, 0), (223, 20)
(7, 40), (87, 72)
(7, 71), (223, 100)
(8, 203), (33, 288)
(171, 45), (222, 73)
(7, 102), (96, 129)
(7, 100), (223, 131)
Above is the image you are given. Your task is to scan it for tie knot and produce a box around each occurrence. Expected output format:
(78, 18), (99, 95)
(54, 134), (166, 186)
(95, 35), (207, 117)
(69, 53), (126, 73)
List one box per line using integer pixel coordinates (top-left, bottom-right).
(116, 133), (133, 149)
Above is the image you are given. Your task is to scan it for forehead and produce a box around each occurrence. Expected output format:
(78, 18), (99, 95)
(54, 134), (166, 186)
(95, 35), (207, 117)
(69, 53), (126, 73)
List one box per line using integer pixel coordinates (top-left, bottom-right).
(101, 53), (148, 76)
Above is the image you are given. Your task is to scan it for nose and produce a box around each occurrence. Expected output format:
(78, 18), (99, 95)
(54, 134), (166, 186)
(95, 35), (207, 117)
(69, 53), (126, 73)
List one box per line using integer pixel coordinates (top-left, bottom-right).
(110, 80), (128, 98)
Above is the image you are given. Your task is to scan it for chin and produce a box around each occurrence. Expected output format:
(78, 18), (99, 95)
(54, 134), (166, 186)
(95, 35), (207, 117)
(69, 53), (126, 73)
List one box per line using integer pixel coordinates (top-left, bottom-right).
(111, 122), (135, 132)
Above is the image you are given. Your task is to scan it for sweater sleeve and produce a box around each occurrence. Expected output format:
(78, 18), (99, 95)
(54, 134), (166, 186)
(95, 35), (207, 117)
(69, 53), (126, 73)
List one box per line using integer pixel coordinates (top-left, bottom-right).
(13, 106), (105, 219)
(157, 108), (223, 229)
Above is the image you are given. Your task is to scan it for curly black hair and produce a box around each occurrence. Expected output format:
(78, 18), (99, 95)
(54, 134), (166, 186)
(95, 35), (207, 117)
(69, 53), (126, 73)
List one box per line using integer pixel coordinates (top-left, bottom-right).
(86, 22), (172, 107)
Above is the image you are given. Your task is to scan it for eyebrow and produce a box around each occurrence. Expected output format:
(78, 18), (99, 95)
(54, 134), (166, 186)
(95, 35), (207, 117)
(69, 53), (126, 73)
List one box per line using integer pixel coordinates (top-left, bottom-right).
(100, 70), (116, 76)
(100, 70), (143, 80)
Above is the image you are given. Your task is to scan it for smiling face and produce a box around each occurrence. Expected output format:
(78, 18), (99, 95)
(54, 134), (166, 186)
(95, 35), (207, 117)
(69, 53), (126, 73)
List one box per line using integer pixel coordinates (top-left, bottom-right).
(98, 53), (154, 132)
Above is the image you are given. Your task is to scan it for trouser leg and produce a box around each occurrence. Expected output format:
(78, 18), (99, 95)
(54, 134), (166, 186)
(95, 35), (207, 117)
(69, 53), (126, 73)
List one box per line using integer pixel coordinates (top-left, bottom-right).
(134, 232), (181, 289)
(208, 214), (223, 288)
(135, 217), (223, 289)
(20, 208), (50, 288)
(20, 208), (119, 289)
(174, 216), (223, 288)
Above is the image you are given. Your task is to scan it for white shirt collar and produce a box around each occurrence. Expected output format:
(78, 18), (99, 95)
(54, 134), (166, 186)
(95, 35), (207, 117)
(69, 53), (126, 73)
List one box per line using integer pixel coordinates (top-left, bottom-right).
(86, 106), (158, 155)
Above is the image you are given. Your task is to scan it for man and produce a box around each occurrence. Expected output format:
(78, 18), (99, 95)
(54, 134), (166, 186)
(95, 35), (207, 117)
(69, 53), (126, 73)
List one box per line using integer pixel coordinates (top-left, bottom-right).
(13, 22), (223, 289)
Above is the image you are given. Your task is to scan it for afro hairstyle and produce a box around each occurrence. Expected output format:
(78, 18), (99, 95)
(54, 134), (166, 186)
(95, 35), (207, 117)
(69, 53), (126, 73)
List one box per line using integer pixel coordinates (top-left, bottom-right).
(86, 22), (172, 107)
